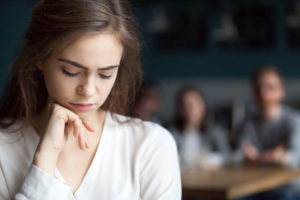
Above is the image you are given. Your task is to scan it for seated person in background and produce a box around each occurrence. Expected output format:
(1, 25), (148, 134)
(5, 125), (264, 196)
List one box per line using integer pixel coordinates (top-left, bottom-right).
(238, 66), (300, 200)
(169, 86), (230, 170)
(131, 80), (162, 124)
(240, 66), (300, 167)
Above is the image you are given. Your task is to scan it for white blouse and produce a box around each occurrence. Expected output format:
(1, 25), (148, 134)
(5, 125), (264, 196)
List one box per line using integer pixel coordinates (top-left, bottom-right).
(0, 112), (181, 200)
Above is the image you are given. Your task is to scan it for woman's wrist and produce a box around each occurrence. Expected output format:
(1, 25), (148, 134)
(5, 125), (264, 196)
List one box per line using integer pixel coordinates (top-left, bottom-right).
(33, 143), (60, 176)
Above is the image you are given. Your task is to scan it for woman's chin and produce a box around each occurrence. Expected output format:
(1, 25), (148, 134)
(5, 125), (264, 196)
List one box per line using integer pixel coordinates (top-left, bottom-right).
(75, 110), (93, 118)
(76, 109), (101, 119)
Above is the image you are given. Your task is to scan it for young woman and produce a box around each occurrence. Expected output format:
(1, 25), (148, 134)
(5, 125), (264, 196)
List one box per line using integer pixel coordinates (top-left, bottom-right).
(169, 86), (230, 169)
(0, 0), (181, 199)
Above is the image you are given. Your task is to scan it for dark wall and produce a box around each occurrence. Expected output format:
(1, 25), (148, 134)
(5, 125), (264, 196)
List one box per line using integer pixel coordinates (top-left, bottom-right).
(0, 1), (36, 92)
(134, 0), (300, 79)
(1, 0), (300, 93)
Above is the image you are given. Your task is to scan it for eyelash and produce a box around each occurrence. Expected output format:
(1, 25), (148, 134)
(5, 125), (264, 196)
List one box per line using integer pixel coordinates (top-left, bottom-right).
(62, 69), (80, 77)
(62, 69), (112, 79)
(99, 74), (112, 79)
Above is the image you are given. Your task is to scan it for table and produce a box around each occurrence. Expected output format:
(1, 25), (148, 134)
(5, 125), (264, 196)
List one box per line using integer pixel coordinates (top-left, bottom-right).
(181, 167), (300, 200)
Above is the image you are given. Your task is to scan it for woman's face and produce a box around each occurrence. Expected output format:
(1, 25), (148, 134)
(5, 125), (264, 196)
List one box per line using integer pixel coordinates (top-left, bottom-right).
(180, 90), (206, 125)
(40, 32), (123, 117)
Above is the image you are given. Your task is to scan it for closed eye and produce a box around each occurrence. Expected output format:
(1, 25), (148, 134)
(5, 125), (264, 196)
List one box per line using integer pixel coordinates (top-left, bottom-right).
(62, 67), (112, 79)
(99, 74), (112, 79)
(62, 68), (80, 77)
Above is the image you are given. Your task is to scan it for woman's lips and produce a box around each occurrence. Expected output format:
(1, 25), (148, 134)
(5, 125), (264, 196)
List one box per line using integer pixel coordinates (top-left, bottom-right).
(70, 103), (94, 112)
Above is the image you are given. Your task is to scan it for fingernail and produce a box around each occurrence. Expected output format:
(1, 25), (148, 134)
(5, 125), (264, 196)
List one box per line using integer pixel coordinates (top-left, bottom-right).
(89, 123), (95, 132)
(89, 126), (95, 132)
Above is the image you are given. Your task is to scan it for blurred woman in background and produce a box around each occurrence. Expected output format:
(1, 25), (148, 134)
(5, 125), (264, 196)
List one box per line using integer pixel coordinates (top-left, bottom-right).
(169, 86), (230, 170)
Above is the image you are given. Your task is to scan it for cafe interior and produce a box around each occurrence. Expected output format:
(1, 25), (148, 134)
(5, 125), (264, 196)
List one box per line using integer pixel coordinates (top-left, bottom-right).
(2, 0), (300, 199)
(132, 0), (300, 199)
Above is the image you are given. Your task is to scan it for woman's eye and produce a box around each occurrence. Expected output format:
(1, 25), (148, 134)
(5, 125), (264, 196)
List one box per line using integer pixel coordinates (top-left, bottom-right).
(99, 74), (112, 79)
(62, 68), (80, 77)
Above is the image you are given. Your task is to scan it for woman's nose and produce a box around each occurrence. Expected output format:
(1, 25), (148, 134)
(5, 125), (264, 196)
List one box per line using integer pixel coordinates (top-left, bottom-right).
(77, 76), (96, 97)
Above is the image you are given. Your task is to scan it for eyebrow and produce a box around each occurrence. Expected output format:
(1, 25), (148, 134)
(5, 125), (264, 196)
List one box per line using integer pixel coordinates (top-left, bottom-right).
(57, 58), (119, 71)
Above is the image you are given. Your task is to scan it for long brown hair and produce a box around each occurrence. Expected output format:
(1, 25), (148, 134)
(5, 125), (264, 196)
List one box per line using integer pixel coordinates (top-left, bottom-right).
(0, 0), (143, 128)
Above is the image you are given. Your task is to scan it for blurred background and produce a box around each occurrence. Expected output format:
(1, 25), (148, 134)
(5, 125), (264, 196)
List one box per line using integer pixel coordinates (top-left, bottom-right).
(2, 0), (300, 123)
(132, 0), (300, 124)
(2, 0), (300, 199)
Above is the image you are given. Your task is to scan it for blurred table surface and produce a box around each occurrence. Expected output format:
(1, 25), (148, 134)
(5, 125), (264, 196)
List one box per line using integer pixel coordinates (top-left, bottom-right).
(181, 166), (300, 200)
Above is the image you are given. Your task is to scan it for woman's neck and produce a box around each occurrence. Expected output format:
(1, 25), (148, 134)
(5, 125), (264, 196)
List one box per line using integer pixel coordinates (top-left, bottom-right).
(185, 121), (202, 133)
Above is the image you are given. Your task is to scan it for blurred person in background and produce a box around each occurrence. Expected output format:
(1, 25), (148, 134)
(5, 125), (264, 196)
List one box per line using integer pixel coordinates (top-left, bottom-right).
(169, 86), (230, 170)
(239, 66), (300, 200)
(131, 80), (162, 124)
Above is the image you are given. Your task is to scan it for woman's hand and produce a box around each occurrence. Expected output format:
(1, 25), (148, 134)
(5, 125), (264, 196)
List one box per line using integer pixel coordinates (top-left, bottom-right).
(33, 103), (94, 176)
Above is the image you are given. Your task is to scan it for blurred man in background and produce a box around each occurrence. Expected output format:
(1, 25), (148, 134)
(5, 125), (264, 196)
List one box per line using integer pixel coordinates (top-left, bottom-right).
(239, 66), (300, 200)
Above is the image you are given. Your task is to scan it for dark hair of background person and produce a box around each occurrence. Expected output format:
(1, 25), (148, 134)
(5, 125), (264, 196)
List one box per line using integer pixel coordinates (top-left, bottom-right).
(130, 79), (160, 117)
(133, 80), (159, 108)
(0, 0), (143, 128)
(174, 86), (213, 134)
(251, 65), (284, 90)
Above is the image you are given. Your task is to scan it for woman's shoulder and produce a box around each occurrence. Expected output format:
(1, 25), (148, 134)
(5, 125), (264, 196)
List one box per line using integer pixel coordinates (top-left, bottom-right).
(0, 120), (33, 168)
(0, 119), (38, 150)
(0, 119), (25, 145)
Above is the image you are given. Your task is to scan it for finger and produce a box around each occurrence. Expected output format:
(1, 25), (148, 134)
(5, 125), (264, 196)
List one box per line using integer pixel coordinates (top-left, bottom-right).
(53, 105), (93, 133)
(73, 120), (80, 137)
(78, 134), (83, 150)
(81, 124), (87, 149)
(85, 139), (90, 148)
(70, 117), (87, 150)
(79, 120), (89, 149)
(67, 118), (77, 137)
(67, 115), (81, 137)
(78, 133), (85, 150)
(78, 125), (86, 150)
(81, 119), (95, 132)
(81, 124), (90, 149)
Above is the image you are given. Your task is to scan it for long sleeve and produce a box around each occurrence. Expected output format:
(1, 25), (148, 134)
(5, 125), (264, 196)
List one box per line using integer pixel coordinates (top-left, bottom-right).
(139, 125), (182, 200)
(15, 165), (74, 200)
